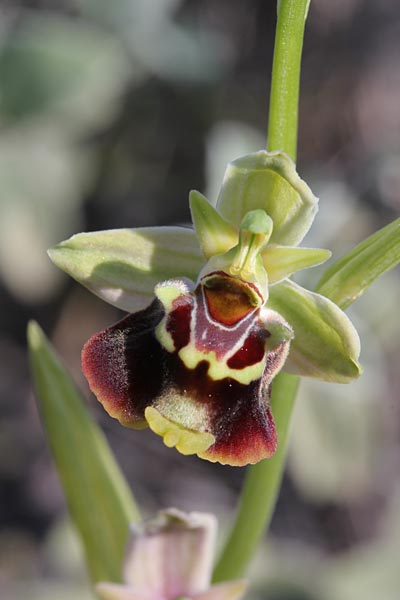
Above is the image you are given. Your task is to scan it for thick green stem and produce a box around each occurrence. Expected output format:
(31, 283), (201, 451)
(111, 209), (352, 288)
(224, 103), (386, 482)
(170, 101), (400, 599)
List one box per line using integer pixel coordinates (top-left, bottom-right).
(268, 0), (310, 161)
(212, 0), (310, 582)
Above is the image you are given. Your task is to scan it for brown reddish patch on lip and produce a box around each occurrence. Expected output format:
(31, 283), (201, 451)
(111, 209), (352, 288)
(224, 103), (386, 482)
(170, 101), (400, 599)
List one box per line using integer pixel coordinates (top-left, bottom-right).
(81, 276), (290, 466)
(166, 295), (193, 351)
(227, 331), (266, 369)
(82, 299), (279, 465)
(157, 356), (278, 466)
(82, 299), (165, 428)
(203, 271), (263, 326)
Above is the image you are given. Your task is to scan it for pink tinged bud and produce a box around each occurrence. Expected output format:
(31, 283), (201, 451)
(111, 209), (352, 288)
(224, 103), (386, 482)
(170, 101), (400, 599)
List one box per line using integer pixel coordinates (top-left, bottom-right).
(122, 510), (216, 598)
(95, 510), (247, 600)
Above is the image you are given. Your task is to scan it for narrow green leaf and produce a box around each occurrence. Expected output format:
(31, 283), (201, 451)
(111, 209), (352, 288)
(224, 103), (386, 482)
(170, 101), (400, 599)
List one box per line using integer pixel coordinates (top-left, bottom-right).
(189, 190), (237, 258)
(27, 321), (140, 583)
(268, 280), (362, 383)
(48, 227), (204, 312)
(316, 218), (400, 309)
(263, 245), (331, 284)
(216, 150), (319, 245)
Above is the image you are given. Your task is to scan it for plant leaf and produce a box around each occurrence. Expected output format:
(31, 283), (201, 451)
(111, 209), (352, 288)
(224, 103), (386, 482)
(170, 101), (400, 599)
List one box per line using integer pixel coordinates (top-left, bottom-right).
(216, 150), (318, 245)
(48, 227), (204, 312)
(268, 280), (362, 382)
(27, 321), (140, 583)
(316, 218), (400, 309)
(263, 245), (331, 284)
(189, 190), (238, 258)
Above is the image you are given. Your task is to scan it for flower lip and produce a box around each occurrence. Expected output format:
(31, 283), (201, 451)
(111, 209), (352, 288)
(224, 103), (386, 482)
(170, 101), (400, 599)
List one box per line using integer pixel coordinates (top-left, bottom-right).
(201, 270), (264, 327)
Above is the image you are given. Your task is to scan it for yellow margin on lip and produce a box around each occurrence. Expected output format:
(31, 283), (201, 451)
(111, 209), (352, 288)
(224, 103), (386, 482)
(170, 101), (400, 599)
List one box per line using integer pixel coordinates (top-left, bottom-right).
(145, 406), (215, 455)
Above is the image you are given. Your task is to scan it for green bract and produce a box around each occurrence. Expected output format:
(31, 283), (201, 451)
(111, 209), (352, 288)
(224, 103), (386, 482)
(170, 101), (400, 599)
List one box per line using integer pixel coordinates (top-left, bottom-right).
(50, 150), (362, 385)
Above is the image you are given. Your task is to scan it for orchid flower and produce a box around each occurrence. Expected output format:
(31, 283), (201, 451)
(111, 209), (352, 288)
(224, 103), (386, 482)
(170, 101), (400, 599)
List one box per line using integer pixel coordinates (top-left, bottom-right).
(96, 509), (247, 600)
(49, 150), (361, 466)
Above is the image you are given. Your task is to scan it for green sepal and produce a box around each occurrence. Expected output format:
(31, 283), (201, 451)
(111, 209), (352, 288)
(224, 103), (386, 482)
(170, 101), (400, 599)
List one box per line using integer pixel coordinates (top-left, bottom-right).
(216, 150), (319, 245)
(316, 217), (400, 309)
(189, 190), (237, 259)
(48, 227), (204, 312)
(263, 245), (331, 284)
(27, 321), (139, 583)
(267, 280), (362, 383)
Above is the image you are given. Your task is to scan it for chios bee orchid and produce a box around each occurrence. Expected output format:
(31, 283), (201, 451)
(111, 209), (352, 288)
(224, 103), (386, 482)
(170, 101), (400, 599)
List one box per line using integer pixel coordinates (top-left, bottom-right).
(49, 151), (361, 466)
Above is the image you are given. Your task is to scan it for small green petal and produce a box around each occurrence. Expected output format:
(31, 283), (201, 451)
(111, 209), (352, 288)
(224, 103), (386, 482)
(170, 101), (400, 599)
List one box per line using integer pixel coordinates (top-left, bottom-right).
(216, 150), (318, 245)
(189, 190), (238, 259)
(263, 245), (331, 284)
(268, 280), (362, 383)
(316, 217), (400, 309)
(48, 227), (204, 312)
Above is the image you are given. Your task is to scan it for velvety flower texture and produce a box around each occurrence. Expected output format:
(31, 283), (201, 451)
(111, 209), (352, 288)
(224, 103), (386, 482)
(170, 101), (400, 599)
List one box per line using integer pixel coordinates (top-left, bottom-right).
(83, 269), (293, 466)
(49, 151), (362, 467)
(96, 509), (246, 600)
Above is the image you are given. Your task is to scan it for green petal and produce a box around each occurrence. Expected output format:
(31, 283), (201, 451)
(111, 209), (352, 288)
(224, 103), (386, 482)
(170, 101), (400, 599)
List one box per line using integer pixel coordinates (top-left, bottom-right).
(48, 227), (204, 312)
(27, 321), (139, 583)
(216, 150), (318, 245)
(189, 190), (238, 258)
(316, 217), (400, 309)
(267, 280), (362, 382)
(263, 245), (331, 284)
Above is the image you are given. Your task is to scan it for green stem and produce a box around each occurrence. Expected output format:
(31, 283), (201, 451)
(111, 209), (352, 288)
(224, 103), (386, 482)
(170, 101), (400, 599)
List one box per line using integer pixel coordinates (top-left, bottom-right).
(268, 0), (310, 161)
(212, 0), (310, 582)
(212, 374), (299, 581)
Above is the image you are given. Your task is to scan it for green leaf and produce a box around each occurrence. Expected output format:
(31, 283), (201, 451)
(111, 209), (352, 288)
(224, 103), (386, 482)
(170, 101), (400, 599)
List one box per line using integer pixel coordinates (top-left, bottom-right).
(263, 245), (331, 284)
(189, 190), (237, 258)
(316, 218), (400, 309)
(48, 227), (204, 312)
(216, 150), (318, 245)
(268, 280), (362, 383)
(27, 321), (140, 583)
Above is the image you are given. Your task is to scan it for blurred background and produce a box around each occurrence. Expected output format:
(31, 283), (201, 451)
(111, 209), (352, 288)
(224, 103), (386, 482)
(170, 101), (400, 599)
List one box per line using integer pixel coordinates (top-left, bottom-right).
(1, 1), (400, 599)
